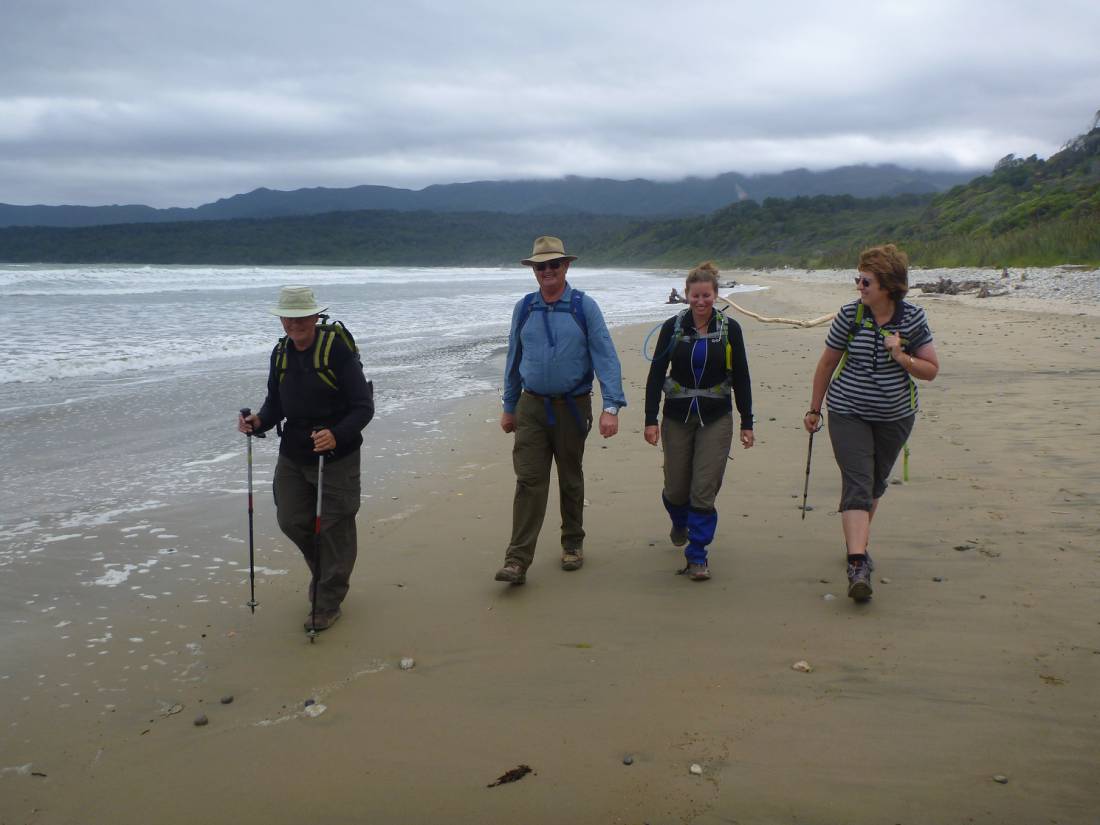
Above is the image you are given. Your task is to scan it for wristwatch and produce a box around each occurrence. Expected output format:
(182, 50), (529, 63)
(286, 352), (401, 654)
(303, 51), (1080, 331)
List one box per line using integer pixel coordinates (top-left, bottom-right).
(603, 406), (619, 415)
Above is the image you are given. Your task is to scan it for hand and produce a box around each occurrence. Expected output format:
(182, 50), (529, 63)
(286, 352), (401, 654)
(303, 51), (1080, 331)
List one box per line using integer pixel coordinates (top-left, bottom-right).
(238, 413), (261, 434)
(500, 412), (516, 433)
(643, 425), (659, 446)
(740, 429), (754, 449)
(598, 411), (619, 438)
(311, 428), (336, 453)
(882, 331), (903, 357)
(803, 411), (823, 433)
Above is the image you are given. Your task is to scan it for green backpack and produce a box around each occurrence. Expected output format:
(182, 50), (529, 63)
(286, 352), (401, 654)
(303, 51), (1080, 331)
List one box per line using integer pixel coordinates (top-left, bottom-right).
(275, 315), (360, 390)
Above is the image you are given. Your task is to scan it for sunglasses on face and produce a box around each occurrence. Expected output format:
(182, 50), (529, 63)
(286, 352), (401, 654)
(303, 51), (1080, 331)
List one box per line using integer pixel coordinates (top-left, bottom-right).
(534, 260), (565, 272)
(854, 276), (874, 288)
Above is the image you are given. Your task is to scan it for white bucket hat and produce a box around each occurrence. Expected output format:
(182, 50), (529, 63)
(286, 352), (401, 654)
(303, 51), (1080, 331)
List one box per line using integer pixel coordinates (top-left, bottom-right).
(520, 235), (578, 266)
(269, 285), (328, 318)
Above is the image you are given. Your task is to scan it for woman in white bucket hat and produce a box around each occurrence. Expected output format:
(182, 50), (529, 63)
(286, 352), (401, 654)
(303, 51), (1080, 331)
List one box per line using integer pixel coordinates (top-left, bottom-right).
(238, 286), (374, 633)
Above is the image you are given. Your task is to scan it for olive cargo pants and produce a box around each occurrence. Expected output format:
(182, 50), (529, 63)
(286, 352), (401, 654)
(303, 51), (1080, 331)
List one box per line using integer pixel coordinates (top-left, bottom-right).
(505, 392), (592, 569)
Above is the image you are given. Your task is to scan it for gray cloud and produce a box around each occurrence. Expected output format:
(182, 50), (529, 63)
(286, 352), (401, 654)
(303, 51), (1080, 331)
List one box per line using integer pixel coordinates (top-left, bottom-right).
(1, 0), (1097, 206)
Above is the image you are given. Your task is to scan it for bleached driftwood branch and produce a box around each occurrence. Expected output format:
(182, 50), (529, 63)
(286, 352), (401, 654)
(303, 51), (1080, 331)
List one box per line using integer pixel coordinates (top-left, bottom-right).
(718, 296), (834, 328)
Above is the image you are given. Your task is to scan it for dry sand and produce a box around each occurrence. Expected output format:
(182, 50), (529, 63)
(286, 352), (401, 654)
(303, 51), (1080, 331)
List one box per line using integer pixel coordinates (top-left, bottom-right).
(3, 277), (1098, 824)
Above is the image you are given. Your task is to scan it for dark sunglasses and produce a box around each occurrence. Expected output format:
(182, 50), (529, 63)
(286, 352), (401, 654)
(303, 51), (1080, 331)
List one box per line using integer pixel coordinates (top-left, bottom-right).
(854, 276), (874, 288)
(534, 260), (565, 272)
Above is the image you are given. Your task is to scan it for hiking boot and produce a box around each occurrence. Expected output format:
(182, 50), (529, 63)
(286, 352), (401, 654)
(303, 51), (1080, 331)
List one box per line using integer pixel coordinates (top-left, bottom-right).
(561, 549), (584, 571)
(844, 547), (874, 572)
(494, 563), (526, 585)
(669, 525), (688, 547)
(688, 563), (711, 582)
(304, 607), (341, 632)
(847, 559), (873, 601)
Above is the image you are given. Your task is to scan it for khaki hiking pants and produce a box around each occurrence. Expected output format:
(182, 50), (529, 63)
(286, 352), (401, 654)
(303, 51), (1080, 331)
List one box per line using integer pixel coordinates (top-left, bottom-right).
(660, 413), (733, 511)
(505, 392), (592, 569)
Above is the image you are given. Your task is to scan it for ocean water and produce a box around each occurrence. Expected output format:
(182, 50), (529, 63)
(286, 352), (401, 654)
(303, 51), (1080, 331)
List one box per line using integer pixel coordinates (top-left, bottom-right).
(0, 264), (762, 536)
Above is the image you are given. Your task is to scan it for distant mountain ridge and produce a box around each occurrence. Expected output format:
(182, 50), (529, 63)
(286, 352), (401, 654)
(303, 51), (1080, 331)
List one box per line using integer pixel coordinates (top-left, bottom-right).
(0, 164), (977, 228)
(5, 120), (1095, 267)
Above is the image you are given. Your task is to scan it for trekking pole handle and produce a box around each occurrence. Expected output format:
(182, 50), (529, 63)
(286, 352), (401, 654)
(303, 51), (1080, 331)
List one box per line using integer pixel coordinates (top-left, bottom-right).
(240, 407), (265, 438)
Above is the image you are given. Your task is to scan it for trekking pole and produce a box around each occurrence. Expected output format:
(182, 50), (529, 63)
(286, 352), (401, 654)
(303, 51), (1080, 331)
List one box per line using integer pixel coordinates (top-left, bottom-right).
(801, 426), (817, 521)
(308, 433), (325, 644)
(240, 407), (264, 613)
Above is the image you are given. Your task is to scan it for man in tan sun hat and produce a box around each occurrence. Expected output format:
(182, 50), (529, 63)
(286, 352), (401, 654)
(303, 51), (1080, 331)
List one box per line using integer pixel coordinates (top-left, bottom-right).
(238, 286), (374, 633)
(494, 236), (626, 585)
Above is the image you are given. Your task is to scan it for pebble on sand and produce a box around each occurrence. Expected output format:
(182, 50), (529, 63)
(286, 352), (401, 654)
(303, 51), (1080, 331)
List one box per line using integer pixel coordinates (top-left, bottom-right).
(622, 755), (634, 766)
(993, 774), (1009, 784)
(689, 764), (703, 776)
(880, 577), (891, 584)
(220, 695), (234, 705)
(193, 714), (208, 727)
(823, 594), (836, 601)
(933, 576), (944, 582)
(400, 657), (416, 670)
(792, 660), (814, 673)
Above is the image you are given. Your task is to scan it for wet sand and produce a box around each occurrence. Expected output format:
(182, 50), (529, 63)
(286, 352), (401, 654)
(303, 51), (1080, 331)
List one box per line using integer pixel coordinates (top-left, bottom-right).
(3, 276), (1098, 824)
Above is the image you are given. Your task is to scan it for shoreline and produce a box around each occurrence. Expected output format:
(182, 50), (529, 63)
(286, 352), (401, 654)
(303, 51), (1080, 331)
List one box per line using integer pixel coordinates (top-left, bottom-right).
(4, 276), (1099, 823)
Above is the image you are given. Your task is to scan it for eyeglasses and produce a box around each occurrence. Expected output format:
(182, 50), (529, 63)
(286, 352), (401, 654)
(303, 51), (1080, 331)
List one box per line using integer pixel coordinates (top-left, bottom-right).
(534, 260), (565, 272)
(854, 276), (874, 288)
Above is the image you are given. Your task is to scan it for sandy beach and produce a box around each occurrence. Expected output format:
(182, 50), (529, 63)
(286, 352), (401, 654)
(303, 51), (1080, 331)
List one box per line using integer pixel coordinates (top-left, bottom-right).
(3, 274), (1099, 824)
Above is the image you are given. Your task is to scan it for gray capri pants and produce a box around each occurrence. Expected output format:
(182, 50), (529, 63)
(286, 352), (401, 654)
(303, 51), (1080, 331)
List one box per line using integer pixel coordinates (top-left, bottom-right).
(827, 413), (915, 511)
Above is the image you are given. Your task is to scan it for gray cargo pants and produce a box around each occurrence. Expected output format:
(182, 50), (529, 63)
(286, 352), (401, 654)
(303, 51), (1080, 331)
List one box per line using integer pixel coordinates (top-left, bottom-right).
(273, 449), (361, 611)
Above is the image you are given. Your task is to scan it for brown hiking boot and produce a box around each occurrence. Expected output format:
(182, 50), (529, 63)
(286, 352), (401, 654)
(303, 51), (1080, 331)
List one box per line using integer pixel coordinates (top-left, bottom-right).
(561, 549), (583, 571)
(494, 563), (526, 585)
(304, 607), (341, 632)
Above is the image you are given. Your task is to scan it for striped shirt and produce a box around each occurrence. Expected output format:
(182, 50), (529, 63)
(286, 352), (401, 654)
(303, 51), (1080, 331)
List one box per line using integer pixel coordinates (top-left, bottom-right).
(825, 299), (933, 421)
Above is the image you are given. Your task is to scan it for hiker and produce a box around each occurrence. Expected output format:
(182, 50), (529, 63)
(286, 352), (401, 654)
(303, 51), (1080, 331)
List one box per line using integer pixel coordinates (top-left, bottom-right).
(495, 236), (627, 584)
(238, 286), (374, 631)
(803, 244), (939, 601)
(644, 261), (754, 581)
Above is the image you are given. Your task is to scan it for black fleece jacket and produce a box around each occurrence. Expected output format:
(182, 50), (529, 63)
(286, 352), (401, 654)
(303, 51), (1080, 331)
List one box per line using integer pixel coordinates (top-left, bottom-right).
(644, 310), (753, 430)
(257, 332), (374, 463)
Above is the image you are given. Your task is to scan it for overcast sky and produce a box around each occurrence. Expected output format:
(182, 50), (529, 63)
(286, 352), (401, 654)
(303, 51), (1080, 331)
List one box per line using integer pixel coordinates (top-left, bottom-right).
(2, 0), (1098, 207)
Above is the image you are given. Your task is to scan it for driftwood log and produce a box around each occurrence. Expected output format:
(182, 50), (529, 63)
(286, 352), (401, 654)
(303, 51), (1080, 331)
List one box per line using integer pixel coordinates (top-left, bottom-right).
(717, 296), (834, 327)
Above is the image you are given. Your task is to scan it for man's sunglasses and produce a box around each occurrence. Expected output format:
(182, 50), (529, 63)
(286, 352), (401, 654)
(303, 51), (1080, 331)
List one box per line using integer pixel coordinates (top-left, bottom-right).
(534, 260), (565, 272)
(854, 276), (874, 287)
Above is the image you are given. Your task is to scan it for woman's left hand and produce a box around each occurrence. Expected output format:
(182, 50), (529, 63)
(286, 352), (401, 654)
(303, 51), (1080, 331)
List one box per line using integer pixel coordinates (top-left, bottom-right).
(740, 429), (754, 449)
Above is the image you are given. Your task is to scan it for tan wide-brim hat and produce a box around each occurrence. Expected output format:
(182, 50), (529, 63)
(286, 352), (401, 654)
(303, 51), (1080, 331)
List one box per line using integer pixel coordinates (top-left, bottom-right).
(520, 235), (579, 266)
(269, 285), (328, 318)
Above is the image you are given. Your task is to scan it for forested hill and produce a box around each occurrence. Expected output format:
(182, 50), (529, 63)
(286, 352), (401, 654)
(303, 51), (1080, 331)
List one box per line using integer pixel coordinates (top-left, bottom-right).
(0, 212), (639, 266)
(0, 164), (975, 227)
(591, 124), (1100, 268)
(1, 126), (1097, 267)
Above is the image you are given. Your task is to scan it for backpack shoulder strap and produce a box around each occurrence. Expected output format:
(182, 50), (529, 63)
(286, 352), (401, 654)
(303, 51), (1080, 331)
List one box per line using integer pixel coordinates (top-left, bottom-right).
(514, 292), (540, 339)
(276, 335), (290, 383)
(569, 289), (588, 338)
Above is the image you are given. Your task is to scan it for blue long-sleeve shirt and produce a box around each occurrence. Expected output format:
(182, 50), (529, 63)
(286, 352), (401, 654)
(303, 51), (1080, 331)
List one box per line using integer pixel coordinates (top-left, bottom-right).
(502, 284), (627, 414)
